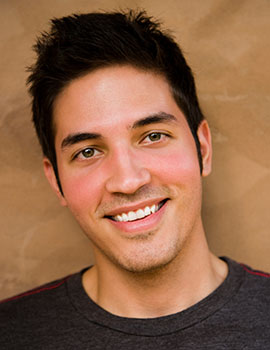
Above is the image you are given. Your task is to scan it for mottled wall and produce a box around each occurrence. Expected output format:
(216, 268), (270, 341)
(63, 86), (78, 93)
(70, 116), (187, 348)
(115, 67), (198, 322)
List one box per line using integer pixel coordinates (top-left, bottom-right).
(0, 0), (269, 299)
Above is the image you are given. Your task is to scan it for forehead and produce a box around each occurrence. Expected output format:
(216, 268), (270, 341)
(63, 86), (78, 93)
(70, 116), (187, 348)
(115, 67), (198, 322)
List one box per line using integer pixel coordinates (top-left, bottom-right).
(53, 65), (186, 139)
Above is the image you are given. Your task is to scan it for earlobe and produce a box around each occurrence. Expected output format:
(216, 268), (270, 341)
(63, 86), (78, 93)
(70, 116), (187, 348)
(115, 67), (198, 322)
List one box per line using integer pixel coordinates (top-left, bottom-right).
(197, 120), (212, 177)
(43, 158), (67, 206)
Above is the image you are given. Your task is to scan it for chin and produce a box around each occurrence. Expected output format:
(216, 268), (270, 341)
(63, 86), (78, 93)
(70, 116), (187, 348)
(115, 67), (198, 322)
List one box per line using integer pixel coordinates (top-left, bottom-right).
(121, 260), (173, 275)
(112, 244), (182, 275)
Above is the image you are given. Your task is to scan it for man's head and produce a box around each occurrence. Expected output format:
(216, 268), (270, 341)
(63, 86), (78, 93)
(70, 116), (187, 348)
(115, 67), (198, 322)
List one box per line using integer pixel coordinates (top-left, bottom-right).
(27, 10), (205, 193)
(27, 10), (212, 273)
(42, 64), (212, 273)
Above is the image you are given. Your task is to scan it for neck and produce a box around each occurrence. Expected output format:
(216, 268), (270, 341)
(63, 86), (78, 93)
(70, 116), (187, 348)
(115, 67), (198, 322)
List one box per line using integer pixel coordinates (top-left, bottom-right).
(83, 227), (228, 318)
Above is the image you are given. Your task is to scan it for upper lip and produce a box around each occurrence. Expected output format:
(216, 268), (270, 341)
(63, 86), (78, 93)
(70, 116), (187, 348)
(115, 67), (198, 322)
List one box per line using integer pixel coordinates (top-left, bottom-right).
(103, 197), (168, 217)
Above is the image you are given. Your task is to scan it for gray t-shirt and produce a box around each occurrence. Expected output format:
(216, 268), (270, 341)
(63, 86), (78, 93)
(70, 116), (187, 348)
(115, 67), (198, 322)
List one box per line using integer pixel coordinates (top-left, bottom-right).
(1, 257), (270, 349)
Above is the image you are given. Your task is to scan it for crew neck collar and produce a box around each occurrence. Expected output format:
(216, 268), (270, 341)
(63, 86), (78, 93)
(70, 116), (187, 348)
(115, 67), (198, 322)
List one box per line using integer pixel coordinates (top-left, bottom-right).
(67, 257), (245, 336)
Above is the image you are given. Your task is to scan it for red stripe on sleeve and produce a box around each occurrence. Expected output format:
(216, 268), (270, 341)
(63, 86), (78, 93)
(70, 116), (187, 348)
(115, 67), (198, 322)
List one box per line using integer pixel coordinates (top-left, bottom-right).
(240, 264), (270, 278)
(0, 276), (70, 304)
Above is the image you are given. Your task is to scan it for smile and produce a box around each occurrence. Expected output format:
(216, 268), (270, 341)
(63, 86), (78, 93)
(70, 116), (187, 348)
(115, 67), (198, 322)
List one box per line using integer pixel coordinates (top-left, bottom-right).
(108, 199), (168, 223)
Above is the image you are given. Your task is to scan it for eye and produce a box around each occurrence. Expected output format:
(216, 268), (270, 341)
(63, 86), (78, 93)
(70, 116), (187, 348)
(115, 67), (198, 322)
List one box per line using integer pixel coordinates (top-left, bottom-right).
(147, 132), (162, 142)
(81, 148), (95, 158)
(142, 132), (170, 144)
(73, 147), (101, 160)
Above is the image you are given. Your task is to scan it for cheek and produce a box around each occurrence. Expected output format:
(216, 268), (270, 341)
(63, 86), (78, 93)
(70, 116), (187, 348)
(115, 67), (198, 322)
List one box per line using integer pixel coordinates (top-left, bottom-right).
(59, 169), (104, 213)
(145, 147), (200, 185)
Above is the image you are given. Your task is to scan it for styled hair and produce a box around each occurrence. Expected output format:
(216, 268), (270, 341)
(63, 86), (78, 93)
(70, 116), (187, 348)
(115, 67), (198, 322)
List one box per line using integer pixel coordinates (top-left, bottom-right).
(27, 10), (205, 192)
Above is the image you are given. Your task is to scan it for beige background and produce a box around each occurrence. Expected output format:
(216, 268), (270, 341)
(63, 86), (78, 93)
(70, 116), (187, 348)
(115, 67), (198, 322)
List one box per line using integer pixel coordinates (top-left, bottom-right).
(0, 0), (269, 300)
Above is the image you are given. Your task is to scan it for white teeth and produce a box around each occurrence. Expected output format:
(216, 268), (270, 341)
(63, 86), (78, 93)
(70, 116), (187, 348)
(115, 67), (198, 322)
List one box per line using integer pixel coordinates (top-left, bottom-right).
(144, 206), (151, 215)
(116, 215), (123, 222)
(113, 203), (159, 222)
(150, 204), (156, 214)
(128, 211), (137, 221)
(122, 213), (128, 222)
(136, 209), (145, 219)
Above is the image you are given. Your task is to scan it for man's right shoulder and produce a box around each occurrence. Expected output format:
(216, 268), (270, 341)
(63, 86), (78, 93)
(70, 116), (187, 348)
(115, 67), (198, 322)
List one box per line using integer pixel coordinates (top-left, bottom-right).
(0, 274), (71, 308)
(0, 275), (72, 346)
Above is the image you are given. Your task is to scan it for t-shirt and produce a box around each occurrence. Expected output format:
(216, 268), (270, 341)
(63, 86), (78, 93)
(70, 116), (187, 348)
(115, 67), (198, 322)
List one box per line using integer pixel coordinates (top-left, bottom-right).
(0, 257), (269, 349)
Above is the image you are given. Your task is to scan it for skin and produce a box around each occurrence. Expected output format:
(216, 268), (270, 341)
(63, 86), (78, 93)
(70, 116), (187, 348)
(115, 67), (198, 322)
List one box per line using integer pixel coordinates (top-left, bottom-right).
(44, 65), (227, 318)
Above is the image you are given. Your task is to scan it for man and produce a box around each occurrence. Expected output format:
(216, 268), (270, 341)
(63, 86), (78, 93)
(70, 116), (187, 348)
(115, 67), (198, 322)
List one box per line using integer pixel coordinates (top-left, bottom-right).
(0, 10), (269, 349)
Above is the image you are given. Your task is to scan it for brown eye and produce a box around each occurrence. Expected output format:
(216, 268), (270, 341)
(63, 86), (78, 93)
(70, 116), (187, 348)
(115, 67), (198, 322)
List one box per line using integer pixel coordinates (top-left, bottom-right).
(148, 132), (162, 142)
(81, 148), (95, 158)
(73, 147), (102, 161)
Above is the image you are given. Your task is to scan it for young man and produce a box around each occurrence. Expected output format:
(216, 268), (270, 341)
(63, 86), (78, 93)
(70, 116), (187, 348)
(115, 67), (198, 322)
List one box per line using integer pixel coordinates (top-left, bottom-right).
(1, 10), (269, 349)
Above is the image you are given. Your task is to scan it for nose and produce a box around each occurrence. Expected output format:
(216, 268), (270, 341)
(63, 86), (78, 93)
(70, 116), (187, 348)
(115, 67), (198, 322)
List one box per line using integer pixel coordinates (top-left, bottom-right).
(105, 148), (151, 194)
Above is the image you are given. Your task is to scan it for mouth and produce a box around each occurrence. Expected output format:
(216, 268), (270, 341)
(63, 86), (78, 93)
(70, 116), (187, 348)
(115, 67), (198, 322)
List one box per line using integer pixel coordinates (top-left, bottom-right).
(105, 199), (169, 223)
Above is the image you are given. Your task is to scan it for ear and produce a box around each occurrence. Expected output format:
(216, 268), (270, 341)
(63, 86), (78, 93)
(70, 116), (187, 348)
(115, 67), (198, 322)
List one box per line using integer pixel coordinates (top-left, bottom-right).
(197, 120), (212, 177)
(43, 157), (67, 206)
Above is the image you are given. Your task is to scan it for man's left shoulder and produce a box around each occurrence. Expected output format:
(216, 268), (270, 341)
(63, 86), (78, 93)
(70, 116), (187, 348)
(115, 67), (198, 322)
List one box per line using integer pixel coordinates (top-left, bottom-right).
(236, 261), (270, 308)
(240, 261), (270, 285)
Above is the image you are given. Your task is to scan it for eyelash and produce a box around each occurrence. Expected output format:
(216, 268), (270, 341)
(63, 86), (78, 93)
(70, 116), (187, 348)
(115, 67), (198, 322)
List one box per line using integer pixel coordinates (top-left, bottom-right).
(142, 131), (170, 144)
(73, 147), (101, 161)
(72, 132), (170, 161)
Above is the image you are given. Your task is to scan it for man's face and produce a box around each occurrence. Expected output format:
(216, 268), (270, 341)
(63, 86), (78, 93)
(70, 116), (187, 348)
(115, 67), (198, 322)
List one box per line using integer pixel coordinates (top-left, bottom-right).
(44, 65), (212, 273)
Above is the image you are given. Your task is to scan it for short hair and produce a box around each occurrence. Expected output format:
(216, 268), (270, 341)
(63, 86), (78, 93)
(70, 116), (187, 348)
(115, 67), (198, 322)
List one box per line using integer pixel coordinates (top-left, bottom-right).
(27, 10), (205, 192)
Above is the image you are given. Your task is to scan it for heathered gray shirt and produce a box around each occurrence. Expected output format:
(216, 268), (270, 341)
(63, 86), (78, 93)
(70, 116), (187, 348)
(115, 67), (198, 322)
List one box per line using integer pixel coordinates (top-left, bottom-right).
(1, 257), (270, 349)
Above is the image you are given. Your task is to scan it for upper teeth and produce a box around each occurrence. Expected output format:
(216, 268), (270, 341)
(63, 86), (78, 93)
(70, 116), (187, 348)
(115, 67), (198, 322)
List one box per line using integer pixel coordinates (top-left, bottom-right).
(114, 204), (158, 222)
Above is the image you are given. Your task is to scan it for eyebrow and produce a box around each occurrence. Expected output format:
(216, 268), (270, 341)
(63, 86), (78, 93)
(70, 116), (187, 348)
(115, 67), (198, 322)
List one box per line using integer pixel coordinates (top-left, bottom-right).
(131, 112), (177, 129)
(61, 132), (101, 149)
(61, 112), (177, 150)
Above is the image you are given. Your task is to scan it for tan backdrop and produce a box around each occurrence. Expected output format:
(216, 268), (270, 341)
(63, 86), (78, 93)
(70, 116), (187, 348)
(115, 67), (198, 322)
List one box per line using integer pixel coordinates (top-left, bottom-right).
(0, 0), (269, 300)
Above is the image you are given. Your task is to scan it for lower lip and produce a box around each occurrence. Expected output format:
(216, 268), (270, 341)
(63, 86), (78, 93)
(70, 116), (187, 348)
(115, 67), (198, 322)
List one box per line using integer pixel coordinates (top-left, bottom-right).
(108, 201), (168, 234)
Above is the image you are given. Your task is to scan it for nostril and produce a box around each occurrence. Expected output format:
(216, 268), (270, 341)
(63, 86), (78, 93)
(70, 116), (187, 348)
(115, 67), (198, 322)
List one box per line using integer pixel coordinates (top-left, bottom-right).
(105, 167), (151, 194)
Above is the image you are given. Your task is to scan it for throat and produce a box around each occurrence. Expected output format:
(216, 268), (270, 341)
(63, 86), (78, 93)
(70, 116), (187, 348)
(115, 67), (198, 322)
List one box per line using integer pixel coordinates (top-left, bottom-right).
(82, 253), (228, 319)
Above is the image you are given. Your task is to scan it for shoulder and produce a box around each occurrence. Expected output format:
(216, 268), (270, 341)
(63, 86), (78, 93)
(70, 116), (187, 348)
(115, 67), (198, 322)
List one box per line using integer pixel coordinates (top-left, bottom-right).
(0, 274), (71, 311)
(223, 256), (270, 285)
(218, 257), (270, 315)
(238, 261), (270, 300)
(0, 268), (95, 349)
(225, 258), (270, 319)
(239, 262), (270, 279)
(239, 261), (270, 286)
(0, 274), (73, 347)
